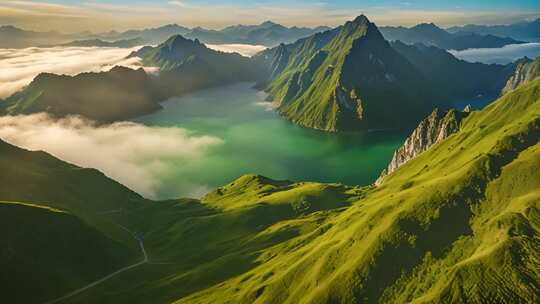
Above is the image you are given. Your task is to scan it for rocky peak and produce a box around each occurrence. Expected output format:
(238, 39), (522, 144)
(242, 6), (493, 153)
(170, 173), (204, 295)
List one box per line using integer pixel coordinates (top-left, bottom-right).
(375, 108), (469, 185)
(501, 56), (540, 94)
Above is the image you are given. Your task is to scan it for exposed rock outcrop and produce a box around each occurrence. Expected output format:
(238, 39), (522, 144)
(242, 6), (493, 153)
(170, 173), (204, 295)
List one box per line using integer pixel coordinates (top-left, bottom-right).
(375, 108), (468, 185)
(502, 56), (540, 94)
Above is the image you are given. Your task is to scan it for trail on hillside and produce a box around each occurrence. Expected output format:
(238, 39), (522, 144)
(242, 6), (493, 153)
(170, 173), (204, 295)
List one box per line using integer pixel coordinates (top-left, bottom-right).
(43, 224), (147, 304)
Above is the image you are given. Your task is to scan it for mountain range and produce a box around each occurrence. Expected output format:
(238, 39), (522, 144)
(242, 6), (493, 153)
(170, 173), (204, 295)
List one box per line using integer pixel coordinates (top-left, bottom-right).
(0, 25), (80, 48)
(96, 21), (329, 47)
(448, 18), (540, 41)
(380, 23), (524, 50)
(2, 56), (540, 303)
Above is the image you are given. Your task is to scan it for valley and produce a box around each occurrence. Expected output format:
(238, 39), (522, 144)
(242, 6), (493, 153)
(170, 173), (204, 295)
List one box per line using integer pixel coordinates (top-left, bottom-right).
(136, 83), (407, 198)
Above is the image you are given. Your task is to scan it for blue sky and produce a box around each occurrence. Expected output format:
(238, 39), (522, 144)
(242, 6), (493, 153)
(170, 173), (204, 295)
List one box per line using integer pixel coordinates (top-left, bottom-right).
(1, 0), (539, 32)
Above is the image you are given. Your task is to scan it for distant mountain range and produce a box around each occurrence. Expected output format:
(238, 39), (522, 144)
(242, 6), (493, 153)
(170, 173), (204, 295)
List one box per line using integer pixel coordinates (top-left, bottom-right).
(380, 23), (524, 50)
(0, 25), (80, 48)
(95, 21), (330, 47)
(60, 38), (144, 48)
(448, 18), (540, 41)
(2, 18), (537, 50)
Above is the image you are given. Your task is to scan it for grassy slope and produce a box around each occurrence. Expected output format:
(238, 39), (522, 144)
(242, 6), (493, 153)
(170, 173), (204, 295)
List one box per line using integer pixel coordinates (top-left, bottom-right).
(169, 76), (540, 303)
(3, 78), (540, 303)
(0, 140), (149, 303)
(0, 201), (130, 304)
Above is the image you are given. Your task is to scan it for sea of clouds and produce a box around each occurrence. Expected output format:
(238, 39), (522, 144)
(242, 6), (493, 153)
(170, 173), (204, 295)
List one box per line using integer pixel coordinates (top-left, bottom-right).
(0, 46), (153, 98)
(205, 43), (267, 57)
(450, 42), (540, 64)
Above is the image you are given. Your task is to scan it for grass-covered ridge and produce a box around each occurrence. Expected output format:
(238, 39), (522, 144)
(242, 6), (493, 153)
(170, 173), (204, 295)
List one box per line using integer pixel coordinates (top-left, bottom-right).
(171, 76), (540, 303)
(2, 76), (540, 303)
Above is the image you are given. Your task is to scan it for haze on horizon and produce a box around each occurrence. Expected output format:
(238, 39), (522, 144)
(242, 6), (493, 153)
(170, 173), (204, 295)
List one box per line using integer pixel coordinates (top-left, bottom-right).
(1, 0), (540, 33)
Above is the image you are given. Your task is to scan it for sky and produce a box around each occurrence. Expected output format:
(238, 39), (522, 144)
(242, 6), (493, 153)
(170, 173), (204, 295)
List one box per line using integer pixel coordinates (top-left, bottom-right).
(1, 0), (539, 33)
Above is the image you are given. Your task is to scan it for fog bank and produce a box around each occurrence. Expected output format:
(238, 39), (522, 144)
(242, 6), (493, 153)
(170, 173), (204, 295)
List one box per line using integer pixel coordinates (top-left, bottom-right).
(0, 113), (223, 198)
(0, 46), (149, 98)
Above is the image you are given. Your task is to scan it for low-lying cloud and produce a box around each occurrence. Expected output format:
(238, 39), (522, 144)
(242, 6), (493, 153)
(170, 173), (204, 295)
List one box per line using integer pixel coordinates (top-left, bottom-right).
(205, 43), (267, 57)
(450, 43), (540, 64)
(0, 46), (150, 98)
(0, 113), (223, 199)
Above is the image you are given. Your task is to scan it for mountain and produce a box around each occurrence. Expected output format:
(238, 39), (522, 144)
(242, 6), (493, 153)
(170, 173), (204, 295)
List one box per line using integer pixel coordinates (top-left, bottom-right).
(448, 18), (540, 41)
(380, 23), (524, 50)
(0, 139), (145, 304)
(254, 16), (449, 132)
(96, 22), (330, 48)
(131, 35), (263, 96)
(3, 72), (540, 303)
(60, 38), (143, 48)
(1, 66), (164, 122)
(185, 21), (331, 47)
(391, 41), (514, 100)
(97, 24), (192, 45)
(502, 56), (540, 94)
(0, 25), (80, 48)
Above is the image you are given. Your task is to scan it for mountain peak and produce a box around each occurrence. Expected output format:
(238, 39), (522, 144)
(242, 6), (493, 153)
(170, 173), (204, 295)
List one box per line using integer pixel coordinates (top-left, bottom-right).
(260, 20), (279, 27)
(412, 23), (445, 32)
(164, 34), (202, 49)
(352, 14), (370, 24)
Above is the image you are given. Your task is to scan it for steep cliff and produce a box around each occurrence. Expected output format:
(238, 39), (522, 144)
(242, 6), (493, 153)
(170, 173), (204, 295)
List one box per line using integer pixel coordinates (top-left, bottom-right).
(376, 108), (468, 185)
(502, 56), (540, 94)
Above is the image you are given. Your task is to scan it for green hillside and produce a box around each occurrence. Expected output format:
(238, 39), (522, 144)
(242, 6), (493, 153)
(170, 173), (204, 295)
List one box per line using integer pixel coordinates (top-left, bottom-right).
(9, 76), (535, 303)
(2, 69), (540, 303)
(170, 62), (540, 304)
(0, 201), (131, 304)
(1, 66), (164, 123)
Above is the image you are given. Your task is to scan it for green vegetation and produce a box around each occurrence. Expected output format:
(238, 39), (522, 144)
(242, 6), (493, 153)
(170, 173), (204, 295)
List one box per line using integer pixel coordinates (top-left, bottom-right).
(0, 201), (131, 304)
(2, 74), (540, 303)
(1, 66), (165, 122)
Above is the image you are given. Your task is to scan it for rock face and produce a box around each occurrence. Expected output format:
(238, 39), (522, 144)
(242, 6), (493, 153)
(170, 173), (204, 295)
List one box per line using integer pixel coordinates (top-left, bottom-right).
(502, 56), (540, 94)
(375, 108), (468, 185)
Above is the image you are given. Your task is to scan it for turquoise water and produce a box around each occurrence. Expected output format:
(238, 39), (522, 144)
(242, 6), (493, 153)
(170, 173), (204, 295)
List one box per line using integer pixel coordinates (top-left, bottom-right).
(137, 83), (407, 199)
